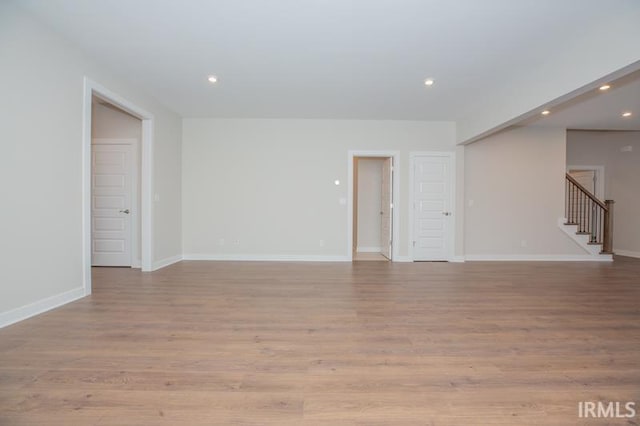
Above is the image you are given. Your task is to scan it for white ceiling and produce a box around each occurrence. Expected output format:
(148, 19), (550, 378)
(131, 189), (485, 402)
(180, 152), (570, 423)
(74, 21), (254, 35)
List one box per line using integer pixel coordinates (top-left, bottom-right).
(15, 0), (632, 121)
(522, 69), (640, 131)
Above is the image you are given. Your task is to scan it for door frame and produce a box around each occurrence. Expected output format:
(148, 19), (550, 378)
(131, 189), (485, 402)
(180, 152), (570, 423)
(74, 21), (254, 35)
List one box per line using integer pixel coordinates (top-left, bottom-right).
(82, 77), (154, 295)
(567, 165), (605, 200)
(347, 150), (400, 261)
(92, 138), (139, 268)
(409, 151), (456, 262)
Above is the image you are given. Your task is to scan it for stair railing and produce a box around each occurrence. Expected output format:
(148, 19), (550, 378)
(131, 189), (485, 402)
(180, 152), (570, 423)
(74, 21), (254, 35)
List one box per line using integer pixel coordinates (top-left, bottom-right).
(565, 173), (614, 254)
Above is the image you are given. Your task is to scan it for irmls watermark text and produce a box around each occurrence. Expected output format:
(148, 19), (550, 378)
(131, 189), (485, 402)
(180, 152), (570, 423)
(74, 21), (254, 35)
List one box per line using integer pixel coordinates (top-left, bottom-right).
(578, 401), (636, 418)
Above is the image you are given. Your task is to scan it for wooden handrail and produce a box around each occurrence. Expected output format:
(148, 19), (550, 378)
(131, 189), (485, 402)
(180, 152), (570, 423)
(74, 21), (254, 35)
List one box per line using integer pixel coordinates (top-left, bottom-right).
(565, 173), (608, 210)
(565, 173), (614, 254)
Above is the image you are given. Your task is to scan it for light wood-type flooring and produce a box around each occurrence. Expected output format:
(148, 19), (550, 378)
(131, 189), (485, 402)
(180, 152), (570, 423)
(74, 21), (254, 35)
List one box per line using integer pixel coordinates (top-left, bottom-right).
(353, 252), (389, 261)
(1, 257), (639, 425)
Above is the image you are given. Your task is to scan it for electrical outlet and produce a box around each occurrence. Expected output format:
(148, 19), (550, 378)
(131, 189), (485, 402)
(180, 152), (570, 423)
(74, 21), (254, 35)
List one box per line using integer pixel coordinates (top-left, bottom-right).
(319, 240), (325, 247)
(234, 239), (240, 246)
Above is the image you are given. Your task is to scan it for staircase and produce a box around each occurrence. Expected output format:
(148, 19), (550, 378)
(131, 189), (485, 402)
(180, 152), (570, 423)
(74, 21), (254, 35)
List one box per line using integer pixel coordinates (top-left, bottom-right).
(559, 173), (614, 260)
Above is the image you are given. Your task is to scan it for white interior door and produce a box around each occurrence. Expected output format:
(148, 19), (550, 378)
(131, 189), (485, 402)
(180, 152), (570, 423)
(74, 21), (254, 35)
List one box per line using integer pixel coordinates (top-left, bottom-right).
(413, 154), (453, 261)
(92, 144), (133, 266)
(380, 157), (393, 259)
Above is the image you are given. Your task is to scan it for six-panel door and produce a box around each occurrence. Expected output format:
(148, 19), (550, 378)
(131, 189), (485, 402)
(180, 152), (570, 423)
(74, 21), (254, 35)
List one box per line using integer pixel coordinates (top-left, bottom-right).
(92, 144), (133, 267)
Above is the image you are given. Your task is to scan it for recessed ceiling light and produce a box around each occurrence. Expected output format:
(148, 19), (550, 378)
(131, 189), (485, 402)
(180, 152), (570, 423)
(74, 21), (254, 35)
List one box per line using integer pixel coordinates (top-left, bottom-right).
(599, 84), (611, 91)
(207, 75), (218, 83)
(622, 111), (632, 117)
(424, 79), (434, 86)
(541, 110), (550, 115)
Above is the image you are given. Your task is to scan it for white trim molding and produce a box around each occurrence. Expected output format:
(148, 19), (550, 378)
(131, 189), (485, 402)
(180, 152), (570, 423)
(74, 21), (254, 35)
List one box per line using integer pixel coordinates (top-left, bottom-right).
(183, 254), (350, 262)
(152, 255), (183, 271)
(348, 150), (401, 262)
(92, 138), (138, 145)
(464, 254), (613, 262)
(614, 250), (640, 259)
(82, 77), (155, 296)
(557, 218), (612, 259)
(0, 287), (86, 329)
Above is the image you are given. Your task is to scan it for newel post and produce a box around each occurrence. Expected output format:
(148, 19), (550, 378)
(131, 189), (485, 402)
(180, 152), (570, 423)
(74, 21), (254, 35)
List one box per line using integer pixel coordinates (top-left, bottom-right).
(603, 200), (615, 254)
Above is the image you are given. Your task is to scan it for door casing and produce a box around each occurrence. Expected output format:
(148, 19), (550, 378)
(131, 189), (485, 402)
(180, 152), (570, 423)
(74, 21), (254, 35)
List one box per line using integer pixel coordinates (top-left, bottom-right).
(380, 157), (393, 259)
(347, 151), (400, 262)
(82, 77), (154, 295)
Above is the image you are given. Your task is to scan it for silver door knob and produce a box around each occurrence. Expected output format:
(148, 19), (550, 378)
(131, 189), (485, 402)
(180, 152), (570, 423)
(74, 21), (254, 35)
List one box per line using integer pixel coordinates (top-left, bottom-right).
(443, 212), (451, 216)
(119, 209), (130, 214)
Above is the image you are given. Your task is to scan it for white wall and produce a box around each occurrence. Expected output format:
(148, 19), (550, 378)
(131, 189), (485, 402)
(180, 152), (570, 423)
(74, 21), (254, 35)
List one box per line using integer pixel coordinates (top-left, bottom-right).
(567, 131), (640, 257)
(182, 118), (457, 260)
(465, 126), (583, 259)
(356, 158), (383, 251)
(457, 3), (640, 143)
(92, 101), (143, 264)
(92, 101), (142, 140)
(0, 3), (182, 325)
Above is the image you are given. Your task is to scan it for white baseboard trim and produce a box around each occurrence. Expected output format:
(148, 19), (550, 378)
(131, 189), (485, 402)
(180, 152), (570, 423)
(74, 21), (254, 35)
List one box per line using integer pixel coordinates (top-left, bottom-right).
(357, 246), (382, 253)
(183, 254), (350, 262)
(392, 256), (412, 262)
(366, 256), (460, 263)
(0, 286), (86, 329)
(152, 254), (183, 271)
(464, 254), (613, 262)
(614, 249), (640, 259)
(392, 256), (465, 263)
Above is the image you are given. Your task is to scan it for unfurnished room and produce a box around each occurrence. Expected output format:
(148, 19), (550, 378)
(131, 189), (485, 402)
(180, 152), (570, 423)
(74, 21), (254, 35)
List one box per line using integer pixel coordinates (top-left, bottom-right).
(1, 0), (639, 424)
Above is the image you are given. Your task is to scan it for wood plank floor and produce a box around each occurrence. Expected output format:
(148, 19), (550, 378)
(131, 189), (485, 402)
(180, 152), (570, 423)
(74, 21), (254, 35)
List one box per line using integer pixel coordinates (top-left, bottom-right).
(1, 258), (640, 425)
(353, 252), (389, 261)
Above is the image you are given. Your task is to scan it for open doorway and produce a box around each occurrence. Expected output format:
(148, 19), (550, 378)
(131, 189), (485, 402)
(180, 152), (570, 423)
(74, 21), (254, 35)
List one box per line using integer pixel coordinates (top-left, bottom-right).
(350, 154), (396, 261)
(82, 78), (154, 295)
(353, 157), (392, 261)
